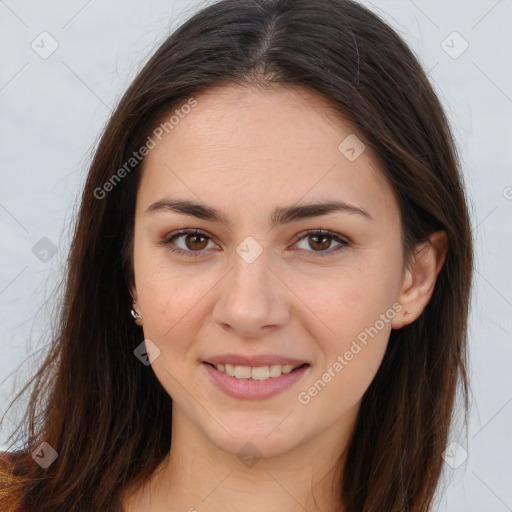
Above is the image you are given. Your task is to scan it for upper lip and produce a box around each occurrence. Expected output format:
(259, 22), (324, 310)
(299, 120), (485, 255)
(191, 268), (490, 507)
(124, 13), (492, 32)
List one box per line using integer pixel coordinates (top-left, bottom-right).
(204, 353), (310, 367)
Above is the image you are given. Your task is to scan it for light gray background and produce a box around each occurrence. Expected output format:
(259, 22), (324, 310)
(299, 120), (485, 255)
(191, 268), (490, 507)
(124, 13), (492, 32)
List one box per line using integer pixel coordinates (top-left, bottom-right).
(1, 1), (511, 510)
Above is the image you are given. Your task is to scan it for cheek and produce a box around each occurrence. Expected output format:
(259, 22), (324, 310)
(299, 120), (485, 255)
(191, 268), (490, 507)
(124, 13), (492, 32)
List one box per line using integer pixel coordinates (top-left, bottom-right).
(293, 257), (400, 394)
(295, 275), (394, 416)
(135, 255), (223, 365)
(300, 260), (398, 342)
(135, 236), (193, 316)
(139, 274), (201, 341)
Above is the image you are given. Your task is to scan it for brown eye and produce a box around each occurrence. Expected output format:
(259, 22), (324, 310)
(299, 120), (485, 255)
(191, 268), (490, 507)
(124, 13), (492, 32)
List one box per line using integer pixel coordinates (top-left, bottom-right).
(184, 233), (209, 251)
(293, 229), (348, 257)
(160, 228), (217, 257)
(160, 228), (349, 259)
(307, 233), (332, 251)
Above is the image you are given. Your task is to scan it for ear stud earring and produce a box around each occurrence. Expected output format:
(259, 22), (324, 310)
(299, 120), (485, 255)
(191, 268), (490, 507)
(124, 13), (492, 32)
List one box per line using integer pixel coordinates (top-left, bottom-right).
(130, 302), (143, 326)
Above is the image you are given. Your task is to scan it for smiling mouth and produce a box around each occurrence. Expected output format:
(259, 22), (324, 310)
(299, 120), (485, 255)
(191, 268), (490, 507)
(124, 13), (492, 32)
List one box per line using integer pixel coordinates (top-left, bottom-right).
(204, 362), (309, 380)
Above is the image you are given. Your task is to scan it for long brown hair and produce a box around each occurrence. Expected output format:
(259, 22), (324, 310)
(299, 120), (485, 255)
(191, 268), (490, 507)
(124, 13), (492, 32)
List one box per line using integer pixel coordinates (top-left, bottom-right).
(0, 0), (473, 510)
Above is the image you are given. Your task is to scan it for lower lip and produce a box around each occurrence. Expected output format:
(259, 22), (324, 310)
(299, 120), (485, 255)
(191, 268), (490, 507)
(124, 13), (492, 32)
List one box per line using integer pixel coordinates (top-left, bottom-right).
(202, 362), (310, 400)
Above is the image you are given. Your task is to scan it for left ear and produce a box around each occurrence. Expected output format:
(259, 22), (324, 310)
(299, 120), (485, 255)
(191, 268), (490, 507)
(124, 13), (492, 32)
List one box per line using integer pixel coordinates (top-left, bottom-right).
(392, 230), (448, 329)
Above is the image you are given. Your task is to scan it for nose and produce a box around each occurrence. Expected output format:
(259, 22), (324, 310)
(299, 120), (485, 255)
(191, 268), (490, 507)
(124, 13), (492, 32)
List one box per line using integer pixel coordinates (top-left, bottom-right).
(212, 250), (290, 338)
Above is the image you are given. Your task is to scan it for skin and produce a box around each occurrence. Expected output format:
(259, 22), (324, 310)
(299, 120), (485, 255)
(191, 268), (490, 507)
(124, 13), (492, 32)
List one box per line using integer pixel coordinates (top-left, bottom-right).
(124, 83), (448, 512)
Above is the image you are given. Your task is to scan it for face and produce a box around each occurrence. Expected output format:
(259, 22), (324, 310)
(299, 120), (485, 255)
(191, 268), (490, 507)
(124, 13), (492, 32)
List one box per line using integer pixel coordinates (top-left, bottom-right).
(130, 83), (407, 459)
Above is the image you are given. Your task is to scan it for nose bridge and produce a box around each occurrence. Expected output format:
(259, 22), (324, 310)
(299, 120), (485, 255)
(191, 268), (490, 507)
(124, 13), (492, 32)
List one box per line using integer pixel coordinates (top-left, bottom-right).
(233, 239), (270, 298)
(229, 237), (274, 311)
(212, 236), (288, 334)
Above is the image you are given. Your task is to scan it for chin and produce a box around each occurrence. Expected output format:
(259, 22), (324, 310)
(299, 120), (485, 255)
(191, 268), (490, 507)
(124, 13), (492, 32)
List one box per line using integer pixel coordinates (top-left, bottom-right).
(197, 411), (308, 461)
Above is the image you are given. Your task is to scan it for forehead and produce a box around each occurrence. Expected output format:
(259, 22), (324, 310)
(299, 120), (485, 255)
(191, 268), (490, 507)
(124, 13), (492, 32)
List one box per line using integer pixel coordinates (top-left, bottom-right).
(137, 83), (398, 223)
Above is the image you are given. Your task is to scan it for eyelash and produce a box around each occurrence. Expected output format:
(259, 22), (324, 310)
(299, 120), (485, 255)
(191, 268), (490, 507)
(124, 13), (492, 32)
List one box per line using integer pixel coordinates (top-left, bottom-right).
(158, 228), (349, 258)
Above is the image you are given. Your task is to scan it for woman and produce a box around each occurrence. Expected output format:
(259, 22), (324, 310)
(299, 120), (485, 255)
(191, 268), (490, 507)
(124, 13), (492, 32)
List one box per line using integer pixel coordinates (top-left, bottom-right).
(0, 0), (473, 510)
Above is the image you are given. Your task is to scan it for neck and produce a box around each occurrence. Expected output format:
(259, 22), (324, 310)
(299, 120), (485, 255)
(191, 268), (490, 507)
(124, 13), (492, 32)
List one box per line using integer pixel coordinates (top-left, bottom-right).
(124, 403), (359, 512)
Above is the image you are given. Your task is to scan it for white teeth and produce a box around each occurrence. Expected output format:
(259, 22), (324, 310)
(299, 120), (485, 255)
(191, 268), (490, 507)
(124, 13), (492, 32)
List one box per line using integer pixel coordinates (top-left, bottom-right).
(234, 365), (251, 379)
(213, 363), (303, 380)
(251, 366), (269, 380)
(269, 364), (282, 377)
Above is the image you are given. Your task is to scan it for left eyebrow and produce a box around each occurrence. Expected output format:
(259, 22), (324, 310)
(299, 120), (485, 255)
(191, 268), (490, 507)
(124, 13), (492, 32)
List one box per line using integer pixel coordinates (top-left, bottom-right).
(145, 198), (374, 228)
